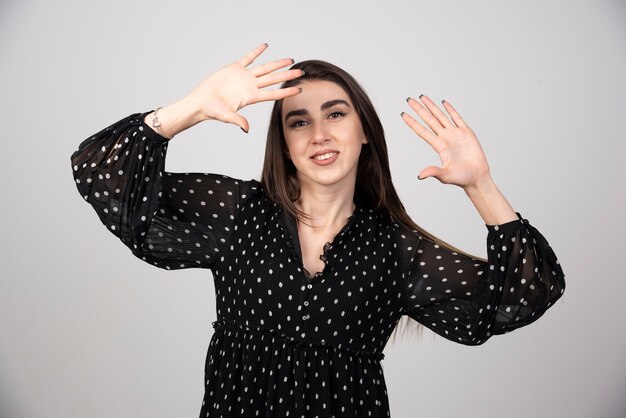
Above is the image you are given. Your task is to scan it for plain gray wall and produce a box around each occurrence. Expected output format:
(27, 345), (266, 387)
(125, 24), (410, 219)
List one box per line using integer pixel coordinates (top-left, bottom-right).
(1, 0), (625, 417)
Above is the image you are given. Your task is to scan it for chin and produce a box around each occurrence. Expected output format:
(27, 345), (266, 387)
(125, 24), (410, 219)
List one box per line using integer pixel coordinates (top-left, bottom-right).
(306, 172), (357, 188)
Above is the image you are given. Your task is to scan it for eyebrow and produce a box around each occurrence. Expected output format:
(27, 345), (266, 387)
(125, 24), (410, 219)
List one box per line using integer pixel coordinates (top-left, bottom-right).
(284, 99), (351, 121)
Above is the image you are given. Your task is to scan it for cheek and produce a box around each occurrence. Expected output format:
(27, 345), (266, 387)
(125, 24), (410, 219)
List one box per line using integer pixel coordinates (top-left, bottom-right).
(350, 126), (368, 147)
(346, 120), (367, 144)
(285, 132), (309, 150)
(284, 138), (306, 163)
(283, 138), (297, 156)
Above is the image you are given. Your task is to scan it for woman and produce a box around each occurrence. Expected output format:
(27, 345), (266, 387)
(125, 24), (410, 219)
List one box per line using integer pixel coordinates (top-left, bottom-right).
(71, 43), (565, 417)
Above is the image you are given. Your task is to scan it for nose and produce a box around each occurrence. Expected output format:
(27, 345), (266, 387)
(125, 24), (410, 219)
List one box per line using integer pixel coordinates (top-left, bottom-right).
(312, 123), (330, 145)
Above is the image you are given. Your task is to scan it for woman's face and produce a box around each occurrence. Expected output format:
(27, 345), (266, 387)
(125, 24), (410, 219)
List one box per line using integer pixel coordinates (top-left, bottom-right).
(281, 80), (368, 192)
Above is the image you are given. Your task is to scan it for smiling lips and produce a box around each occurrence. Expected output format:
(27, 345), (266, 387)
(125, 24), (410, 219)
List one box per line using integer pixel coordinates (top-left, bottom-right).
(312, 151), (338, 161)
(310, 150), (339, 165)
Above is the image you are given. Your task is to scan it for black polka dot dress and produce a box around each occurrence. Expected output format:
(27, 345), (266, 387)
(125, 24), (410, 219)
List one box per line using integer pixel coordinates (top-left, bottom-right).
(71, 112), (566, 417)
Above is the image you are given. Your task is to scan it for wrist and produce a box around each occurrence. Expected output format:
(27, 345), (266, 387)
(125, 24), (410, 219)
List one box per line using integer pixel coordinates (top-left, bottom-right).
(462, 173), (495, 197)
(183, 92), (211, 123)
(146, 96), (205, 139)
(463, 174), (518, 225)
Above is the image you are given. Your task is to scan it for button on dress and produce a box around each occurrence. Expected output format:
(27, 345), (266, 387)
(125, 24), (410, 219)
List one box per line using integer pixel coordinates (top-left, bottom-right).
(70, 111), (566, 417)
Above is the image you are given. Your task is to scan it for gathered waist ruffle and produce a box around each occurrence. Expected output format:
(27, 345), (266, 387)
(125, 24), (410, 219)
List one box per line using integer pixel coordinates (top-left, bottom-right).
(212, 318), (385, 361)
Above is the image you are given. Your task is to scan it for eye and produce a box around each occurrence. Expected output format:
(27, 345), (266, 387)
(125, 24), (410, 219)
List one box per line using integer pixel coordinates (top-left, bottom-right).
(289, 119), (308, 128)
(328, 111), (345, 119)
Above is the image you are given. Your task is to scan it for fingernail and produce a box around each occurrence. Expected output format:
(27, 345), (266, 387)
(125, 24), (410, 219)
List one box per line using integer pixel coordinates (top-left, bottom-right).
(419, 94), (424, 99)
(417, 175), (423, 180)
(406, 97), (411, 102)
(241, 127), (248, 134)
(298, 87), (303, 93)
(301, 70), (306, 76)
(290, 58), (295, 64)
(264, 42), (269, 47)
(400, 112), (406, 117)
(441, 99), (446, 104)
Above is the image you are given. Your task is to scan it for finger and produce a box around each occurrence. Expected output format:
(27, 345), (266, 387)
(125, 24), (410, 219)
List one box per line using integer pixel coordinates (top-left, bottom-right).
(257, 69), (304, 89)
(251, 58), (295, 78)
(237, 43), (269, 67)
(418, 95), (454, 129)
(406, 97), (444, 135)
(441, 100), (468, 128)
(221, 111), (250, 133)
(254, 86), (302, 103)
(418, 166), (445, 181)
(401, 112), (444, 153)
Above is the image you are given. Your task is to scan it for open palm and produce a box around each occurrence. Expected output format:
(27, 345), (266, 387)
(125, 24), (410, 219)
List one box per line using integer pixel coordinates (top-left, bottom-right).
(401, 95), (491, 189)
(189, 43), (303, 133)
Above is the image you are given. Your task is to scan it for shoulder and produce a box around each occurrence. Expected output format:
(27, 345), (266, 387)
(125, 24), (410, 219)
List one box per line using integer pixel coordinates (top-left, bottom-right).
(163, 173), (263, 198)
(359, 208), (421, 239)
(366, 211), (424, 261)
(358, 207), (410, 244)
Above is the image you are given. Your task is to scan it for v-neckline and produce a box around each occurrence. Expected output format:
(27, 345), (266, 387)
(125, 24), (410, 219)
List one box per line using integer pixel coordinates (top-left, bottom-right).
(281, 207), (359, 282)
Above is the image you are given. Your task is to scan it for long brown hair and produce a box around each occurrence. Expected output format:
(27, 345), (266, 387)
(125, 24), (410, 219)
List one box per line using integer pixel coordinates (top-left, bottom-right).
(261, 60), (483, 343)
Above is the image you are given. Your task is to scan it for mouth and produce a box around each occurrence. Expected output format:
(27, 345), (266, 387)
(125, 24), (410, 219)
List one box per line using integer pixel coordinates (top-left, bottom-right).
(310, 150), (339, 161)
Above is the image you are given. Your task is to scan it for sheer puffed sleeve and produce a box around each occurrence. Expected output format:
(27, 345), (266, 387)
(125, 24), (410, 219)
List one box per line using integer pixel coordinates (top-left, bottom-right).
(401, 212), (565, 345)
(70, 111), (257, 270)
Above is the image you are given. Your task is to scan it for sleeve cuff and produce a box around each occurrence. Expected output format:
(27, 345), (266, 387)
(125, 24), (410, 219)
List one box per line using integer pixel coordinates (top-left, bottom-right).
(485, 211), (525, 234)
(129, 110), (171, 144)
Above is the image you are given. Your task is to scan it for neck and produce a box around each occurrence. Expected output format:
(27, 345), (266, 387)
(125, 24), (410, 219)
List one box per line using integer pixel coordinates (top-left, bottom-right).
(295, 182), (356, 229)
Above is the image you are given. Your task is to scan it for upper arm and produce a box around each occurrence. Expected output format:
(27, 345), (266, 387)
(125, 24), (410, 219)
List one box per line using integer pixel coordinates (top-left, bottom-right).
(140, 172), (257, 270)
(401, 214), (566, 345)
(71, 111), (259, 271)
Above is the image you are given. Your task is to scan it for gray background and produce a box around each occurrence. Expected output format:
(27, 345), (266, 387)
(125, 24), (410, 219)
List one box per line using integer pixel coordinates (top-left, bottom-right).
(1, 0), (625, 417)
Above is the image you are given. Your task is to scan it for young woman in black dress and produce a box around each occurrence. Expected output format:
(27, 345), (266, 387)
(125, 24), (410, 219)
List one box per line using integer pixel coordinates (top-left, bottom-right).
(71, 43), (565, 417)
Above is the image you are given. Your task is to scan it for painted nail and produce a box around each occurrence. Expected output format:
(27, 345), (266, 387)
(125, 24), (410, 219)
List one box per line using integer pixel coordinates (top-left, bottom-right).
(264, 42), (269, 47)
(419, 94), (424, 99)
(417, 175), (423, 180)
(400, 112), (406, 117)
(442, 99), (446, 104)
(406, 97), (411, 102)
(241, 127), (248, 134)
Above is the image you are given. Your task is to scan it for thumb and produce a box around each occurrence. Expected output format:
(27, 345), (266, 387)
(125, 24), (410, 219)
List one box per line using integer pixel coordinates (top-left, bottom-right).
(418, 166), (444, 181)
(222, 112), (250, 134)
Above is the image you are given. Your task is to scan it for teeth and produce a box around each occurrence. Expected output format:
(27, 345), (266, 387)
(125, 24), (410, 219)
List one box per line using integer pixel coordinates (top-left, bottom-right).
(313, 152), (338, 161)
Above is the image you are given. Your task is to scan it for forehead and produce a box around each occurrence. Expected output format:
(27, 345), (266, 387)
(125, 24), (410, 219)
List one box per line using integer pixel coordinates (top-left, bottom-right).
(281, 80), (352, 116)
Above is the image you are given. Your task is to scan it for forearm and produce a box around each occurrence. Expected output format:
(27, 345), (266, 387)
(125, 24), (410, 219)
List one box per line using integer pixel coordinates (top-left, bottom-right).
(143, 95), (205, 140)
(463, 174), (518, 225)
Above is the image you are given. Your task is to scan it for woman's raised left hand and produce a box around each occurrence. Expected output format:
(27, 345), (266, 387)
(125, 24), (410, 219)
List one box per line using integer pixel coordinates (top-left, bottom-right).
(401, 95), (491, 189)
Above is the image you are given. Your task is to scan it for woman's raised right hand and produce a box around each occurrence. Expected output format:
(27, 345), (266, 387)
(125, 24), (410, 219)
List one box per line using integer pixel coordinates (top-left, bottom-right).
(145, 44), (302, 138)
(188, 43), (303, 133)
